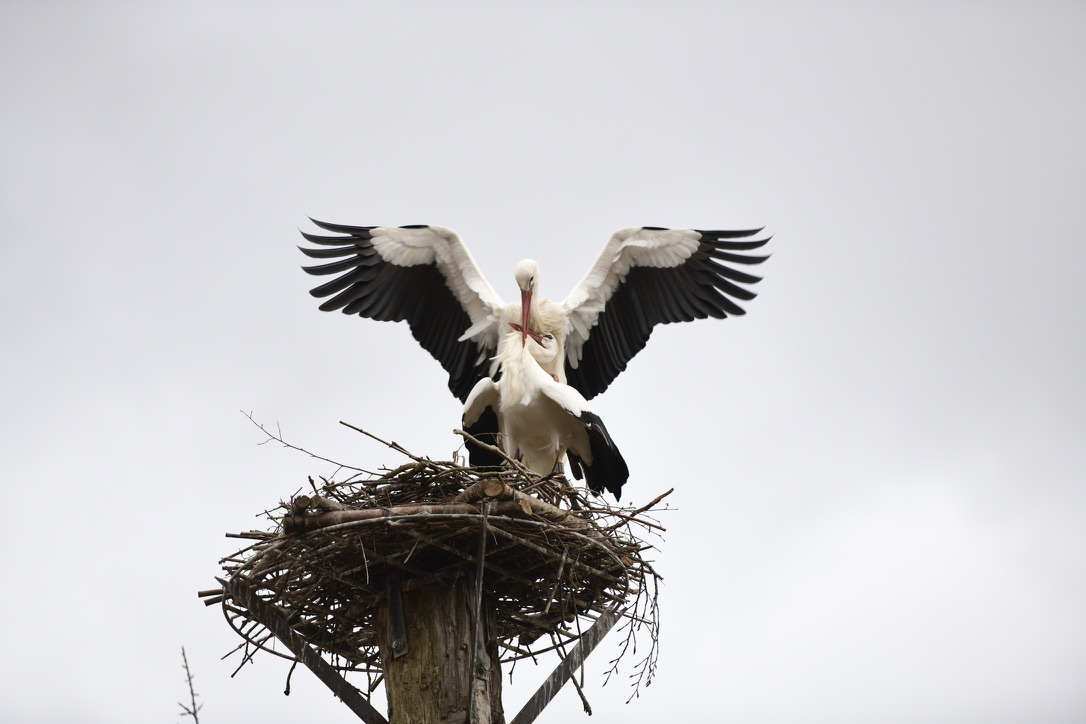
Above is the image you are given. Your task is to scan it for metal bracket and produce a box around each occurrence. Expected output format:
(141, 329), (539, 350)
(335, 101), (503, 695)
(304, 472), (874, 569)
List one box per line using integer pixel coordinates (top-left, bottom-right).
(386, 573), (408, 659)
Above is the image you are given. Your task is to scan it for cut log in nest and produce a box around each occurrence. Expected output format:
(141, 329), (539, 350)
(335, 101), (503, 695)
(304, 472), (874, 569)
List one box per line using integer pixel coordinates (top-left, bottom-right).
(203, 419), (668, 701)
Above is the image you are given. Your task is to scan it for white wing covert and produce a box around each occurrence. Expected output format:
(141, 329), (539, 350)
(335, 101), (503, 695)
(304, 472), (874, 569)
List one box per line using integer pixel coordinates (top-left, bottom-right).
(299, 220), (506, 401)
(561, 226), (770, 399)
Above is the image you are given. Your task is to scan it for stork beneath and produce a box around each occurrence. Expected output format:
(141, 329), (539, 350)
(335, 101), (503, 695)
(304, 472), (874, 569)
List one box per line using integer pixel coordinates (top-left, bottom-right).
(300, 221), (769, 402)
(463, 327), (629, 500)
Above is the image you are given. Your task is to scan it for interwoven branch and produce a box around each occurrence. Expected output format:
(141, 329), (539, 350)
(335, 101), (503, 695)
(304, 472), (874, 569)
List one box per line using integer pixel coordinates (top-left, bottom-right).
(204, 419), (668, 700)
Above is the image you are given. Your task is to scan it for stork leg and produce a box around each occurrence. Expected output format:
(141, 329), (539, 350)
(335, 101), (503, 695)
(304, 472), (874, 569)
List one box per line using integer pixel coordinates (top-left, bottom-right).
(548, 437), (576, 508)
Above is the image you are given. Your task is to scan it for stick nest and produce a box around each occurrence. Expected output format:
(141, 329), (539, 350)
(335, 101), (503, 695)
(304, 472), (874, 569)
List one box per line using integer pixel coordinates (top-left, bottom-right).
(205, 423), (667, 698)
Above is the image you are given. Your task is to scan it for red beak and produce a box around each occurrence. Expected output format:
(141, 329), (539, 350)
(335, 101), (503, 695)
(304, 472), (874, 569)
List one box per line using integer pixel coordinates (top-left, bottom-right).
(509, 322), (544, 345)
(520, 288), (532, 347)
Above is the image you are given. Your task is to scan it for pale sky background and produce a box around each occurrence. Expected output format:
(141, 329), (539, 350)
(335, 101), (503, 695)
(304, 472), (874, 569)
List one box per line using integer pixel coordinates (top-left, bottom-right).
(2, 2), (1084, 723)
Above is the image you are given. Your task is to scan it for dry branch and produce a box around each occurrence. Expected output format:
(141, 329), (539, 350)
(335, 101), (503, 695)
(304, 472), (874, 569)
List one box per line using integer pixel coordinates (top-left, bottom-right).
(177, 647), (202, 723)
(210, 421), (666, 709)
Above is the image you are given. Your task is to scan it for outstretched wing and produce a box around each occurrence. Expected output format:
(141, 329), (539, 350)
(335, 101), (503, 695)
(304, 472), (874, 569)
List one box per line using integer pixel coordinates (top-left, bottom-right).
(299, 220), (506, 401)
(562, 226), (770, 398)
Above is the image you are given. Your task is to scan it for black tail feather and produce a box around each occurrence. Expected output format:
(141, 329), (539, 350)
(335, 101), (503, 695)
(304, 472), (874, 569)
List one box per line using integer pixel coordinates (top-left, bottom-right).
(574, 411), (630, 501)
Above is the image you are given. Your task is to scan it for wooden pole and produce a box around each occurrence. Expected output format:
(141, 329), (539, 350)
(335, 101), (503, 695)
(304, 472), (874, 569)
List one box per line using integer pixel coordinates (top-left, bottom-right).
(375, 577), (504, 724)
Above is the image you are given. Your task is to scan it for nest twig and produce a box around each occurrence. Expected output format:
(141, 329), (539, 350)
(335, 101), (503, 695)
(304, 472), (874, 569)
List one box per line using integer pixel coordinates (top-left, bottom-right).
(203, 418), (668, 701)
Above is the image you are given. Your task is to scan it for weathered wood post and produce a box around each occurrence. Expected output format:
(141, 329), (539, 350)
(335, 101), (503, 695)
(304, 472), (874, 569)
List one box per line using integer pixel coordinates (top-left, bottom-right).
(375, 577), (503, 724)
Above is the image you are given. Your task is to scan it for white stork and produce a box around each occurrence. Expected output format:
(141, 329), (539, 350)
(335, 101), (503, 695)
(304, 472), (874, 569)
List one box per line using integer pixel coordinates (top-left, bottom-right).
(462, 327), (630, 500)
(299, 220), (770, 402)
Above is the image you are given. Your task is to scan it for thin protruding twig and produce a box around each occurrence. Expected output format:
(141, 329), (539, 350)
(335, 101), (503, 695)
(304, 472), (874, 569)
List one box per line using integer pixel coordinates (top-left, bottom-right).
(600, 507), (668, 532)
(627, 487), (676, 518)
(339, 421), (429, 463)
(243, 411), (367, 473)
(452, 428), (532, 475)
(178, 647), (202, 723)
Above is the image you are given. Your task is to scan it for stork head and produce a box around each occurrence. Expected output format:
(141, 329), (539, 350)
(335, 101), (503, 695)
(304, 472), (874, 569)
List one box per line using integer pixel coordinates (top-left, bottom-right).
(508, 321), (543, 344)
(514, 259), (540, 346)
(527, 333), (559, 368)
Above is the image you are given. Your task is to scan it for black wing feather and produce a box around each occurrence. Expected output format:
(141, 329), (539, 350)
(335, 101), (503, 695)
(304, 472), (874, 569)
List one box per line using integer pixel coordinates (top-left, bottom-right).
(300, 222), (490, 401)
(463, 404), (504, 468)
(567, 227), (769, 399)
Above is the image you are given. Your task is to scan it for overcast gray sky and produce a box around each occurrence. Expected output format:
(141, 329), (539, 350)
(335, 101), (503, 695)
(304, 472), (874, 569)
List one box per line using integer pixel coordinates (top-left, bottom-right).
(2, 2), (1084, 722)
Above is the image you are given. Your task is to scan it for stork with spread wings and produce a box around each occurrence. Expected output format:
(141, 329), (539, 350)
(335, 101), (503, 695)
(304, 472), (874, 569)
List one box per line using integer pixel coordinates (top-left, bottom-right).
(299, 220), (770, 401)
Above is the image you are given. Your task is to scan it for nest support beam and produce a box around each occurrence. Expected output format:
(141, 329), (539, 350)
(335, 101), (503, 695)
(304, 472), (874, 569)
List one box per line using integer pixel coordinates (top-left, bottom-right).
(509, 609), (619, 724)
(218, 575), (389, 724)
